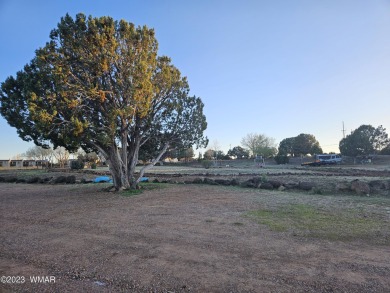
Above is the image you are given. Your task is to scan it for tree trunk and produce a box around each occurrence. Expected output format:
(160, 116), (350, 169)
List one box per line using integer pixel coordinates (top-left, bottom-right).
(128, 142), (140, 189)
(108, 144), (130, 190)
(136, 143), (169, 186)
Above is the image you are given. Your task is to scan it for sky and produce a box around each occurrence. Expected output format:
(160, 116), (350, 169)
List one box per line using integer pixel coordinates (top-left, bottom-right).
(0, 0), (389, 158)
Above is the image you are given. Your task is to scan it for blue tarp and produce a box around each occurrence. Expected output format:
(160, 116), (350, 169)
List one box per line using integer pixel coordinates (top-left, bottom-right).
(93, 176), (113, 183)
(93, 176), (148, 183)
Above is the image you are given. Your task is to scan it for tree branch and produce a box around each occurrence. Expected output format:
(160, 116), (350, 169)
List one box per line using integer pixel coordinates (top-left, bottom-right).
(136, 142), (169, 184)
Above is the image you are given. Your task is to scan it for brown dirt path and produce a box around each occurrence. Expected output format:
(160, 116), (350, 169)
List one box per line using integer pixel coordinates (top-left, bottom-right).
(1, 183), (389, 292)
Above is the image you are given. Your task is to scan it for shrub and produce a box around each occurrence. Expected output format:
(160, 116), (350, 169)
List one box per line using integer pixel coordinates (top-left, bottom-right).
(274, 155), (289, 164)
(70, 160), (85, 170)
(91, 163), (97, 169)
(202, 160), (212, 169)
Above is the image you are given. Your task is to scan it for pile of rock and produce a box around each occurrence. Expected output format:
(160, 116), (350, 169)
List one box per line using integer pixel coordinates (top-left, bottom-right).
(152, 176), (390, 196)
(0, 175), (81, 185)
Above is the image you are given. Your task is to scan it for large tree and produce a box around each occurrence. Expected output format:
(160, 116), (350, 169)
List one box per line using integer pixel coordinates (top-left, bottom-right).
(241, 133), (277, 158)
(24, 145), (53, 161)
(278, 134), (322, 156)
(277, 137), (296, 156)
(0, 13), (207, 190)
(227, 146), (250, 159)
(293, 133), (323, 156)
(339, 125), (389, 157)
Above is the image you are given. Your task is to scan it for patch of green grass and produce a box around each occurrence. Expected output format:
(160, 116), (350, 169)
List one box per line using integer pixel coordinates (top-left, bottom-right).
(247, 204), (388, 243)
(121, 182), (168, 197)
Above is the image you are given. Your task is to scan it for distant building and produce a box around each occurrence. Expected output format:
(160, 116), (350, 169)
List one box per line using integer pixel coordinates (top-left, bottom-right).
(0, 159), (48, 168)
(0, 160), (10, 168)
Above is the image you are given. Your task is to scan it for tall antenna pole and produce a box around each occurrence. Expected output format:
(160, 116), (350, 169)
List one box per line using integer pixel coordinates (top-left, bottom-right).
(341, 121), (346, 139)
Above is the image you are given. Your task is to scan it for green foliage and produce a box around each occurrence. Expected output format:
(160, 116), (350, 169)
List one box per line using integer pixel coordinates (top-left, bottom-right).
(241, 133), (277, 158)
(164, 147), (195, 162)
(274, 154), (289, 164)
(0, 13), (207, 190)
(278, 134), (322, 156)
(203, 149), (214, 160)
(91, 163), (97, 169)
(277, 137), (295, 156)
(202, 160), (212, 169)
(70, 160), (84, 170)
(227, 146), (250, 159)
(380, 143), (390, 155)
(293, 134), (322, 156)
(339, 125), (389, 157)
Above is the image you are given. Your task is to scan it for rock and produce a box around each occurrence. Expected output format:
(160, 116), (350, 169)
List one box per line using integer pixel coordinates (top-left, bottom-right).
(214, 179), (231, 186)
(26, 177), (40, 184)
(192, 178), (203, 184)
(54, 176), (67, 184)
(268, 180), (282, 188)
(240, 180), (257, 188)
(81, 178), (93, 184)
(251, 177), (262, 185)
(299, 181), (316, 191)
(259, 182), (273, 190)
(230, 178), (240, 186)
(335, 181), (350, 192)
(284, 182), (299, 189)
(350, 180), (370, 195)
(278, 185), (286, 191)
(66, 175), (76, 184)
(203, 178), (217, 185)
(369, 180), (389, 190)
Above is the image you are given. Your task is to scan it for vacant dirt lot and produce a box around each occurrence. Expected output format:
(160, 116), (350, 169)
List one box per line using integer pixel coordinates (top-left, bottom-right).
(1, 182), (390, 292)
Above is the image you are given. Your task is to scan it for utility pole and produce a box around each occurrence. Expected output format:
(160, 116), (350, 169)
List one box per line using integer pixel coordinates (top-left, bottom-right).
(341, 121), (346, 139)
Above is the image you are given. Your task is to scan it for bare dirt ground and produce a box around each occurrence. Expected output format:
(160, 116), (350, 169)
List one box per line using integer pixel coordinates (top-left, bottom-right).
(1, 182), (390, 292)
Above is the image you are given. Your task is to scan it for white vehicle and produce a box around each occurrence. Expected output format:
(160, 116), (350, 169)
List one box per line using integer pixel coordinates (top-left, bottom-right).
(315, 154), (342, 164)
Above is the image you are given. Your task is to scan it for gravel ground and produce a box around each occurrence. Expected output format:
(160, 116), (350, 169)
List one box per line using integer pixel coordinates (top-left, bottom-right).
(1, 182), (390, 292)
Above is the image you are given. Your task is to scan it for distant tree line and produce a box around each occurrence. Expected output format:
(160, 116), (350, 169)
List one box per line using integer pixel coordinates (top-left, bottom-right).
(199, 124), (389, 165)
(201, 132), (323, 162)
(15, 124), (390, 167)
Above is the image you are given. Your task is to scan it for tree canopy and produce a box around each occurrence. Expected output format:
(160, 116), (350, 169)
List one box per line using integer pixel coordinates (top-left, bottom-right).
(227, 146), (250, 159)
(0, 13), (207, 189)
(278, 134), (322, 156)
(241, 133), (277, 158)
(339, 125), (389, 157)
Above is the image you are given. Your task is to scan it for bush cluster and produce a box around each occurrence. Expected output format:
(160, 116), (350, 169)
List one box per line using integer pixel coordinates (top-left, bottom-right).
(274, 155), (289, 164)
(70, 160), (85, 170)
(202, 160), (212, 169)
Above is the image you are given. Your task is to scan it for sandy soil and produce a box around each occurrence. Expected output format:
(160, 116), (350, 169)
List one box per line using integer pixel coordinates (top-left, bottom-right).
(1, 183), (390, 292)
